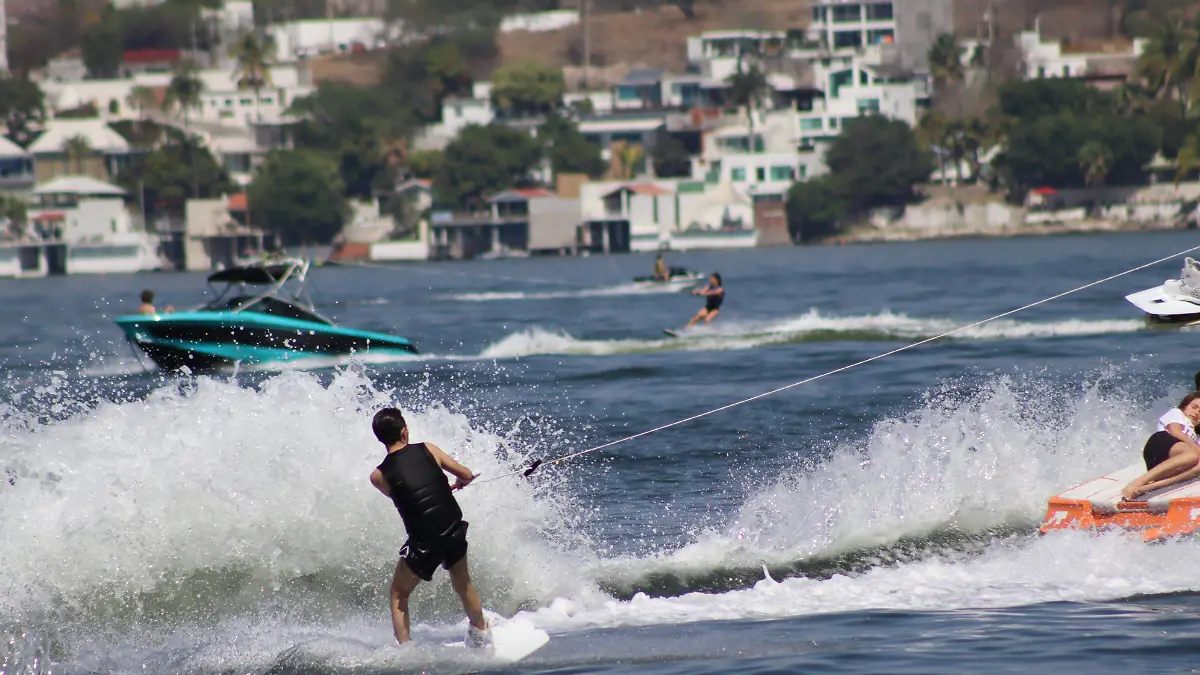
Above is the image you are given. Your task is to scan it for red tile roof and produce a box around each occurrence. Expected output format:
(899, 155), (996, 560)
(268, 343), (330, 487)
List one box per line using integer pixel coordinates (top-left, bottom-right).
(123, 49), (182, 65)
(227, 193), (248, 211)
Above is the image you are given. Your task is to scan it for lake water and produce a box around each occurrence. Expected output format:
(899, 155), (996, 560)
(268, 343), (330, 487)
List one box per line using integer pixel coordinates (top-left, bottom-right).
(5, 231), (1200, 674)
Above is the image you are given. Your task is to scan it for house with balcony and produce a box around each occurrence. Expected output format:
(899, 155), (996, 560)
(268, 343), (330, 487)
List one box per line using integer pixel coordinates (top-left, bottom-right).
(28, 119), (133, 184)
(805, 0), (952, 72)
(414, 83), (497, 151)
(578, 113), (668, 173)
(612, 70), (714, 112)
(685, 30), (789, 82)
(795, 58), (919, 149)
(427, 188), (581, 260)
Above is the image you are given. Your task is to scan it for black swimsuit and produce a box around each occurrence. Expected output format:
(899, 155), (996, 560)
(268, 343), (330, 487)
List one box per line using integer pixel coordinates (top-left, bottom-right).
(705, 287), (724, 311)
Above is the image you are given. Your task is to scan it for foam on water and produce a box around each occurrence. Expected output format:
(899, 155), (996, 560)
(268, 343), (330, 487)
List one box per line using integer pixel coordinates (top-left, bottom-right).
(0, 367), (602, 625)
(2, 365), (1190, 673)
(478, 311), (1145, 359)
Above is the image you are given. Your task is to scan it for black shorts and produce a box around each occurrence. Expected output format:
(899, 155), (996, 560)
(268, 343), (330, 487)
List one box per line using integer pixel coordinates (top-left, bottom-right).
(1143, 431), (1181, 470)
(400, 520), (469, 581)
(705, 296), (723, 312)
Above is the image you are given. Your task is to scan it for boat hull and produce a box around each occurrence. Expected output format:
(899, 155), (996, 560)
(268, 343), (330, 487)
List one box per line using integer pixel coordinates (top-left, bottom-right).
(1125, 285), (1200, 327)
(114, 311), (419, 372)
(1040, 463), (1200, 542)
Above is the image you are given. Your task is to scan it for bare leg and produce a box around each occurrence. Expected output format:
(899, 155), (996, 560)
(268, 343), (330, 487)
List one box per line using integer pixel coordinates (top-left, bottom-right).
(389, 559), (422, 644)
(685, 308), (709, 328)
(1122, 442), (1200, 499)
(446, 556), (487, 630)
(703, 308), (720, 324)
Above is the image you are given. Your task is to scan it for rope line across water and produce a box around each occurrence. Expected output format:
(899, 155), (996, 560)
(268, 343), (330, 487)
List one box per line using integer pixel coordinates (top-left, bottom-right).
(471, 244), (1200, 487)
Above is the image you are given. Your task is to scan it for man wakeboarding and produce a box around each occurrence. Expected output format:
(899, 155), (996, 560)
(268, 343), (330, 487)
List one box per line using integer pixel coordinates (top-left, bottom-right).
(368, 407), (491, 647)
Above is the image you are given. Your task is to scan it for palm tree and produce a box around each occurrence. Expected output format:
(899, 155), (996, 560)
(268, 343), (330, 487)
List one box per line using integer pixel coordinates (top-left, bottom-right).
(1136, 16), (1189, 112)
(1176, 134), (1200, 189)
(612, 141), (644, 180)
(231, 31), (276, 123)
(726, 60), (771, 153)
(62, 134), (92, 176)
(1078, 141), (1113, 214)
(1112, 81), (1152, 116)
(164, 59), (206, 198)
(378, 135), (409, 192)
(126, 85), (159, 136)
(928, 33), (966, 90)
(164, 59), (205, 131)
(917, 111), (949, 184)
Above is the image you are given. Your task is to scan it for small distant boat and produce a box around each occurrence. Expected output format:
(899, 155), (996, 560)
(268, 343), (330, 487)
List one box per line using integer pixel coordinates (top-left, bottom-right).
(114, 258), (419, 371)
(1040, 465), (1200, 543)
(632, 266), (705, 292)
(1125, 257), (1200, 327)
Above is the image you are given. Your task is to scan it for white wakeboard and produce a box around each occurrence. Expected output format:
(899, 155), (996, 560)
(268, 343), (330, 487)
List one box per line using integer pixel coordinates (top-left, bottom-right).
(1126, 284), (1200, 320)
(441, 619), (549, 663)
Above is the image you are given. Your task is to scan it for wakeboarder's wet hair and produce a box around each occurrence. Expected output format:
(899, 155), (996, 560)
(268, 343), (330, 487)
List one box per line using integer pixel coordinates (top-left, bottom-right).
(141, 289), (154, 303)
(372, 407), (408, 445)
(1179, 392), (1200, 411)
(710, 272), (722, 285)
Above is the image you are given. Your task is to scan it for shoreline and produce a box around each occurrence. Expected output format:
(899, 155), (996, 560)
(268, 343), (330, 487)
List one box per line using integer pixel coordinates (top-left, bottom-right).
(830, 218), (1189, 244)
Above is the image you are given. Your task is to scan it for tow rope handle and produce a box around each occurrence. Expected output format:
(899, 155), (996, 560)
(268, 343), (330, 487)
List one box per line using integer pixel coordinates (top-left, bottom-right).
(522, 459), (543, 477)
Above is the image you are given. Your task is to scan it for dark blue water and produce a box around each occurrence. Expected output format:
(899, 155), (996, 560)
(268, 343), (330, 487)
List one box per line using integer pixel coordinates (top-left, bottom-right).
(4, 231), (1200, 674)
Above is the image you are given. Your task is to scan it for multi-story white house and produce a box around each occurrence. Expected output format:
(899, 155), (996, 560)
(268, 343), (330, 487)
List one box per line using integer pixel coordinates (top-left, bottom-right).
(795, 56), (920, 148)
(804, 0), (953, 72)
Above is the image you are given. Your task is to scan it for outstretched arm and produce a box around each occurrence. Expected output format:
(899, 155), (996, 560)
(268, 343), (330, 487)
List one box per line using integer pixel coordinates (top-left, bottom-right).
(427, 442), (476, 490)
(370, 468), (391, 497)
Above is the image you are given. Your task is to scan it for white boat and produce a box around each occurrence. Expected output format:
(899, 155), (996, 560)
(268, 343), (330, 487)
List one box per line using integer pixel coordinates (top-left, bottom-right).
(1125, 257), (1200, 327)
(1041, 464), (1200, 543)
(66, 231), (165, 275)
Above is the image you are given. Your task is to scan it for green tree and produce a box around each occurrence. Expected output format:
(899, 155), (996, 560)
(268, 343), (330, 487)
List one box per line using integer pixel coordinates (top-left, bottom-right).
(917, 110), (949, 183)
(928, 33), (966, 89)
(824, 116), (933, 211)
(786, 175), (849, 243)
(1136, 15), (1192, 112)
(538, 115), (605, 179)
(434, 124), (540, 208)
(651, 134), (693, 178)
(231, 32), (277, 122)
(116, 140), (235, 218)
(1176, 134), (1200, 188)
(165, 59), (206, 129)
(0, 194), (29, 227)
(62, 135), (92, 175)
(248, 149), (348, 245)
(0, 78), (45, 146)
(490, 60), (565, 118)
(613, 141), (644, 180)
(726, 61), (771, 152)
(288, 82), (419, 198)
(126, 85), (160, 135)
(408, 149), (444, 178)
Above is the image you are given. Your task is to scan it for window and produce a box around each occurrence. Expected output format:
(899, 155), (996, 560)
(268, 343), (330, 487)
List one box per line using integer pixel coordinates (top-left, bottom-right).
(616, 85), (641, 101)
(240, 98), (253, 105)
(830, 117), (839, 129)
(812, 6), (826, 22)
(755, 167), (765, 182)
(867, 29), (894, 44)
(833, 30), (863, 49)
(832, 4), (861, 22)
(731, 167), (746, 181)
(857, 98), (880, 113)
(1062, 65), (1070, 76)
(799, 117), (824, 131)
(225, 99), (233, 106)
(865, 2), (892, 20)
(261, 97), (274, 104)
(454, 104), (463, 118)
(770, 165), (794, 180)
(799, 165), (807, 179)
(1037, 66), (1045, 78)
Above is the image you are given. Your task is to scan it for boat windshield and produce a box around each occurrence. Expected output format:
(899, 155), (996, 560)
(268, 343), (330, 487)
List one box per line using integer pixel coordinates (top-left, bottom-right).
(213, 295), (333, 325)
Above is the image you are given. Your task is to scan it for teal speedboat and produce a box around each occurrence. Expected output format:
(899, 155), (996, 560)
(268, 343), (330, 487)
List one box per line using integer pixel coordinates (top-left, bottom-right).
(114, 258), (418, 371)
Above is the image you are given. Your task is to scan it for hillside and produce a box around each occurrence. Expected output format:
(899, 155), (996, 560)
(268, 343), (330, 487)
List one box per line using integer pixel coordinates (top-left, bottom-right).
(497, 0), (809, 85)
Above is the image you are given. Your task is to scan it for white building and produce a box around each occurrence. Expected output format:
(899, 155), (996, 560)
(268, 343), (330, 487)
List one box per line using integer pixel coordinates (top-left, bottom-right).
(413, 83), (496, 151)
(795, 57), (919, 148)
(685, 30), (788, 82)
(267, 18), (387, 61)
(1017, 27), (1147, 88)
(28, 176), (164, 274)
(805, 0), (953, 72)
(498, 10), (579, 34)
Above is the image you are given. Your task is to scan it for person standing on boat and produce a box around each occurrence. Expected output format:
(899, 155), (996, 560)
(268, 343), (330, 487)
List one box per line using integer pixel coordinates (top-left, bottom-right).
(1121, 393), (1200, 500)
(653, 254), (670, 281)
(685, 272), (724, 328)
(368, 407), (491, 647)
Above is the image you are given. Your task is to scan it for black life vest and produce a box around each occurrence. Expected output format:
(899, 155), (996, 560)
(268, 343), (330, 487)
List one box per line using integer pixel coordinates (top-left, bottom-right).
(377, 442), (462, 541)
